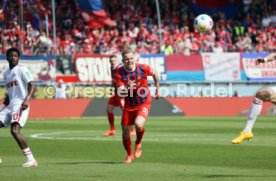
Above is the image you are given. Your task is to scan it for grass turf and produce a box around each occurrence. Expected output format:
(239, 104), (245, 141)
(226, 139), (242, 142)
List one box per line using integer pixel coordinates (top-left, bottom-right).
(0, 116), (275, 181)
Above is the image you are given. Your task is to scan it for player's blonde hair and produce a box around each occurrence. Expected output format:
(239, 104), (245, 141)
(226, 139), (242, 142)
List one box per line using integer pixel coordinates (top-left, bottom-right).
(122, 48), (133, 57)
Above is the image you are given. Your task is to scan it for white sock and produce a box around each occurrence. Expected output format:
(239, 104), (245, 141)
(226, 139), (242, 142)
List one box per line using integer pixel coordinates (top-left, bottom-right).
(243, 97), (263, 133)
(22, 148), (35, 161)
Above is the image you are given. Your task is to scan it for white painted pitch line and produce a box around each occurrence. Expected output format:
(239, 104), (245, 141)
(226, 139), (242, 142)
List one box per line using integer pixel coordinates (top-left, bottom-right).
(30, 131), (229, 142)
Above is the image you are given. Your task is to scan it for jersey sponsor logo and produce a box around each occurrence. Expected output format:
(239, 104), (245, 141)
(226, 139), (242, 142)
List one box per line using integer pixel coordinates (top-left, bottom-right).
(6, 80), (18, 88)
(127, 79), (138, 89)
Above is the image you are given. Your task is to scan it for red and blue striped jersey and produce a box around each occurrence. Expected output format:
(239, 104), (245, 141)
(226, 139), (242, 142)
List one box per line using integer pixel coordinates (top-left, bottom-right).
(114, 63), (154, 110)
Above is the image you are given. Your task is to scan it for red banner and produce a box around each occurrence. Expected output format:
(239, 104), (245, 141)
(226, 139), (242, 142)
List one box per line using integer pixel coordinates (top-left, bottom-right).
(1, 97), (271, 119)
(29, 99), (91, 119)
(166, 97), (273, 116)
(166, 54), (203, 71)
(56, 75), (78, 83)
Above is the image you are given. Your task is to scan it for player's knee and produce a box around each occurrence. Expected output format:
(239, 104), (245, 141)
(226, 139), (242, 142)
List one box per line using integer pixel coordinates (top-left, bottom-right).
(135, 116), (145, 128)
(135, 125), (142, 132)
(256, 90), (271, 101)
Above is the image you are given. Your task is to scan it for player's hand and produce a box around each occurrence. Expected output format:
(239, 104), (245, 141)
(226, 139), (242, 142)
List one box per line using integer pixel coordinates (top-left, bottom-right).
(255, 57), (265, 65)
(155, 87), (160, 100)
(21, 100), (30, 110)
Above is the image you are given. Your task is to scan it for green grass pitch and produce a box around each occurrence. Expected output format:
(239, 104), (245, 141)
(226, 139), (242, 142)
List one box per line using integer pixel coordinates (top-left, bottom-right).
(0, 116), (276, 181)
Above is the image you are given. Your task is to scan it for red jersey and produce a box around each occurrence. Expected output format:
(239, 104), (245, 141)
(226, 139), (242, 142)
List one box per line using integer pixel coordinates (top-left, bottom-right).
(111, 66), (117, 88)
(115, 63), (154, 110)
(111, 64), (123, 95)
(109, 64), (125, 109)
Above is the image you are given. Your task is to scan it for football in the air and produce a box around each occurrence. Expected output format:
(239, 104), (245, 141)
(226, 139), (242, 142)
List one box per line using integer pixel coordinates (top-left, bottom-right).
(194, 14), (213, 33)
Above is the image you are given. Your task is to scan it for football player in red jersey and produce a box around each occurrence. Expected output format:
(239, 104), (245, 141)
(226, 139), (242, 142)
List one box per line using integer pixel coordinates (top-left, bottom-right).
(102, 54), (136, 136)
(115, 49), (160, 164)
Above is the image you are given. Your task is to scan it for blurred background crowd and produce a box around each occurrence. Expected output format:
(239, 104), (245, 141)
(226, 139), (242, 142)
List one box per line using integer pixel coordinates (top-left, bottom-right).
(0, 0), (275, 56)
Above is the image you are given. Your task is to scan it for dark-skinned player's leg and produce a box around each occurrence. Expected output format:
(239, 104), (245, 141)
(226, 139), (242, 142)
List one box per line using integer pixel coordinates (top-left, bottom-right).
(10, 123), (28, 149)
(10, 122), (37, 167)
(0, 122), (4, 163)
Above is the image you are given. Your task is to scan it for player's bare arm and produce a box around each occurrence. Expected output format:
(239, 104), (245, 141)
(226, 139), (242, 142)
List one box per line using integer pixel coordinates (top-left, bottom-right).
(3, 94), (10, 106)
(0, 94), (9, 112)
(152, 69), (160, 100)
(21, 81), (36, 110)
(256, 53), (276, 65)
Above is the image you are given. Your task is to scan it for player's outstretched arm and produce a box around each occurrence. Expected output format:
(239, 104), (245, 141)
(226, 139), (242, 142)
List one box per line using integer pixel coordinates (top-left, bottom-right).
(152, 70), (160, 100)
(256, 53), (276, 65)
(21, 81), (36, 110)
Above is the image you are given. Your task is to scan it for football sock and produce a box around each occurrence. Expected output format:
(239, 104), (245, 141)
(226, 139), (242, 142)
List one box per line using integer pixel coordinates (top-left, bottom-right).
(22, 148), (35, 161)
(107, 112), (115, 130)
(135, 127), (145, 145)
(123, 137), (132, 156)
(243, 97), (263, 133)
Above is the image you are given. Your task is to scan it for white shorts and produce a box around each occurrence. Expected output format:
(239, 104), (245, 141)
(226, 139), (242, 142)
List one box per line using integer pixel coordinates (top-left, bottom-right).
(0, 104), (30, 127)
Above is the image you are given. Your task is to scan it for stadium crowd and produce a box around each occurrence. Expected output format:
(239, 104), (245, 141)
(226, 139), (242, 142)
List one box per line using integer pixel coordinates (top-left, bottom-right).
(0, 0), (275, 55)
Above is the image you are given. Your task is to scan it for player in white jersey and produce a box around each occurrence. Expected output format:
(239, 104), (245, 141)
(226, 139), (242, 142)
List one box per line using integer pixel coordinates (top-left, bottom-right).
(232, 53), (276, 144)
(0, 48), (37, 167)
(55, 79), (67, 99)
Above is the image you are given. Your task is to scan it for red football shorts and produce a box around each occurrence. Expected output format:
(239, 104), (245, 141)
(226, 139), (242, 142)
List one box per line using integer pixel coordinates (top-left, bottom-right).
(108, 94), (123, 108)
(121, 103), (151, 126)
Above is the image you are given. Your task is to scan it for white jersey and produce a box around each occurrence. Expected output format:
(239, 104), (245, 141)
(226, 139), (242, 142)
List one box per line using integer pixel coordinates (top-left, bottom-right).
(3, 65), (33, 106)
(55, 85), (67, 99)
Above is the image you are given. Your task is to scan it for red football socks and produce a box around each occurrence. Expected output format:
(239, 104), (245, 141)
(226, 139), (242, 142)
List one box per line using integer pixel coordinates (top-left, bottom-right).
(135, 127), (145, 145)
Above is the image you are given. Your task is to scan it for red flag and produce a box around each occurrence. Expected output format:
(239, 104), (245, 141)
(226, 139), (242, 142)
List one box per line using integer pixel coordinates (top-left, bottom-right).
(77, 0), (116, 29)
